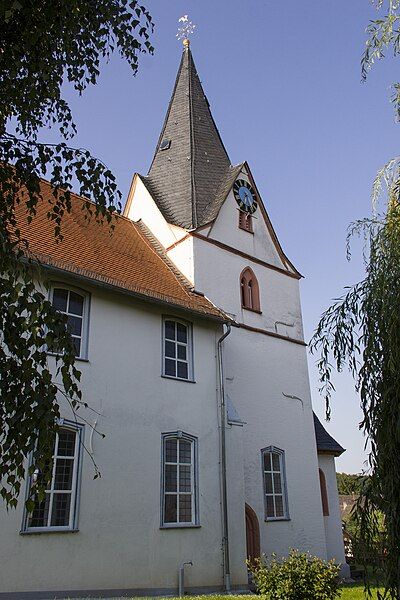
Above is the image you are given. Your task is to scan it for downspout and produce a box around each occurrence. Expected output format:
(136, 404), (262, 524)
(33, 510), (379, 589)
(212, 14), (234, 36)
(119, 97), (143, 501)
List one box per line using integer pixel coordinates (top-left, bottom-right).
(217, 323), (232, 593)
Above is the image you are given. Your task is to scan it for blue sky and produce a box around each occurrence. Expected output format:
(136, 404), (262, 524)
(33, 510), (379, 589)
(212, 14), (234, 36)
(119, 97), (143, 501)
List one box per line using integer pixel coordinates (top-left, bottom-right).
(54, 1), (399, 472)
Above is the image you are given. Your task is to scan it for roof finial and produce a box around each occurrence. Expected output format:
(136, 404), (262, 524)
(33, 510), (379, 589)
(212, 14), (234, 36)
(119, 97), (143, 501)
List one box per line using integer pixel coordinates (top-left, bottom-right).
(176, 15), (196, 47)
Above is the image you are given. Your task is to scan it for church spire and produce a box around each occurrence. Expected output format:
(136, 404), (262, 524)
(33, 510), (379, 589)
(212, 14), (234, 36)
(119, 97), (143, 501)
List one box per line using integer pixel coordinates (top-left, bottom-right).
(144, 43), (232, 230)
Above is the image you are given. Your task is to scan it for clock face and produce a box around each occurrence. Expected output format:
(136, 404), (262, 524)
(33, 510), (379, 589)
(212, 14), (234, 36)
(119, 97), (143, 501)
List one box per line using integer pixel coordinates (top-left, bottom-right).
(233, 179), (258, 214)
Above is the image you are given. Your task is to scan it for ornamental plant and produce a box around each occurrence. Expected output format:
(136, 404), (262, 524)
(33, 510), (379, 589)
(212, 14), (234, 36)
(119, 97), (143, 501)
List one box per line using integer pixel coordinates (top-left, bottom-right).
(249, 549), (340, 600)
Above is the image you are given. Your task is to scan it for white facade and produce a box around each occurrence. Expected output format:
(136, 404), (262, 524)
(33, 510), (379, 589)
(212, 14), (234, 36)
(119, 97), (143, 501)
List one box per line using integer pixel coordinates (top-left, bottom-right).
(126, 162), (348, 574)
(0, 280), (248, 597)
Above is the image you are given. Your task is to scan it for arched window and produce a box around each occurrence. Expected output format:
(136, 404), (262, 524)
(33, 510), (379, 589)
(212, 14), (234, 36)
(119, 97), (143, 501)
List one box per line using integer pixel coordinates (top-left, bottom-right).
(240, 267), (261, 312)
(319, 468), (329, 516)
(161, 432), (198, 527)
(261, 446), (289, 520)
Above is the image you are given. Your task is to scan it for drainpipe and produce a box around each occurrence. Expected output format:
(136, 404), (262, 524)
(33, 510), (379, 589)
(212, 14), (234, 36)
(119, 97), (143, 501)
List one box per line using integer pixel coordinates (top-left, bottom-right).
(217, 324), (232, 593)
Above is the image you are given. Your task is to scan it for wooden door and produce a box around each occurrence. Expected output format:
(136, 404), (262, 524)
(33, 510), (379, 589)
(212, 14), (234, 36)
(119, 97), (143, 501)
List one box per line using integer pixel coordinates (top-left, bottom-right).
(245, 503), (260, 563)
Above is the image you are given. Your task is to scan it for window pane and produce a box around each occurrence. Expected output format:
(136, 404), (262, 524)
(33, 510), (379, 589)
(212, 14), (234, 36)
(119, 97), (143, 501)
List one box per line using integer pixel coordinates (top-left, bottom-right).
(28, 494), (50, 527)
(50, 493), (71, 526)
(265, 472), (273, 494)
(72, 337), (81, 357)
(54, 459), (74, 490)
(177, 344), (186, 360)
(52, 288), (68, 312)
(179, 495), (192, 522)
(264, 452), (272, 472)
(165, 439), (177, 462)
(266, 495), (275, 518)
(179, 465), (191, 492)
(165, 341), (176, 358)
(272, 453), (281, 471)
(177, 361), (188, 379)
(177, 323), (187, 343)
(275, 495), (284, 517)
(165, 465), (177, 492)
(68, 292), (84, 316)
(164, 494), (177, 523)
(67, 315), (82, 336)
(165, 320), (176, 341)
(273, 472), (282, 494)
(57, 430), (76, 457)
(179, 440), (191, 464)
(165, 358), (176, 377)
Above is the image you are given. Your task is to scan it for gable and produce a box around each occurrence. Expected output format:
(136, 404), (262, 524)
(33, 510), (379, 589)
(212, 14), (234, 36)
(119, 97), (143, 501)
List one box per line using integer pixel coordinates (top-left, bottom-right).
(202, 163), (300, 277)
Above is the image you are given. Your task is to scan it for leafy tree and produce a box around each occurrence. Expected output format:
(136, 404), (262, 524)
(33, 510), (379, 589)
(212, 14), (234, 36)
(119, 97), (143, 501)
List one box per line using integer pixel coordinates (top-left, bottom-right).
(311, 2), (400, 597)
(336, 473), (366, 496)
(0, 0), (153, 509)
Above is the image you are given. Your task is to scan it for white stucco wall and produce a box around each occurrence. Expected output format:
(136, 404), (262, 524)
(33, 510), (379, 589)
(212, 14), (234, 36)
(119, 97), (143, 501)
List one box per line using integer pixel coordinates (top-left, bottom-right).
(189, 216), (327, 560)
(318, 454), (350, 577)
(124, 164), (346, 575)
(126, 176), (187, 250)
(0, 279), (247, 597)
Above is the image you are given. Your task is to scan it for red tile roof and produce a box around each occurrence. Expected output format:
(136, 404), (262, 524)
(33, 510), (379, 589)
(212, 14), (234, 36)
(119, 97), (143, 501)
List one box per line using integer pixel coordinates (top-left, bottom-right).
(15, 180), (228, 321)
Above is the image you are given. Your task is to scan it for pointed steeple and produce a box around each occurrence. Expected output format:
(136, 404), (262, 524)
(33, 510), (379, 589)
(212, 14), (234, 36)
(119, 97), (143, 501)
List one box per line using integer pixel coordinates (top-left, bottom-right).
(144, 44), (233, 229)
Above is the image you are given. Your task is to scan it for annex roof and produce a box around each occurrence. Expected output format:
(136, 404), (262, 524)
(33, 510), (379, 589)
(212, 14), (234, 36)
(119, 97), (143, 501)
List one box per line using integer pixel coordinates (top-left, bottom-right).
(313, 413), (345, 456)
(15, 180), (229, 322)
(142, 44), (232, 230)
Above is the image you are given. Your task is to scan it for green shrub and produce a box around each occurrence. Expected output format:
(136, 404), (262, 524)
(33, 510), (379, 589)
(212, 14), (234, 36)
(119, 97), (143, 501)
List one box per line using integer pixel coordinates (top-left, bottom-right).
(249, 549), (341, 600)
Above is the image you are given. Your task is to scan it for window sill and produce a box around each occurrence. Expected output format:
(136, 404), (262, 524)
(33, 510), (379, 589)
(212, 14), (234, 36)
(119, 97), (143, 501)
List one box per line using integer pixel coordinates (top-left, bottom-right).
(20, 528), (79, 535)
(242, 306), (262, 315)
(238, 227), (254, 235)
(160, 524), (201, 529)
(264, 517), (291, 523)
(161, 375), (196, 384)
(47, 352), (90, 363)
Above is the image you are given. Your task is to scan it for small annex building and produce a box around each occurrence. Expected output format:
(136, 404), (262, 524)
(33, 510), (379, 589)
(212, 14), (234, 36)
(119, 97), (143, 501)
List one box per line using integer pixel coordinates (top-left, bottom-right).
(0, 42), (348, 599)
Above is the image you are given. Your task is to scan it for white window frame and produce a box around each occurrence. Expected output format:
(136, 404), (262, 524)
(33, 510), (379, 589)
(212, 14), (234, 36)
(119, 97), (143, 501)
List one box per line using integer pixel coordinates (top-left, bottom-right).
(162, 317), (194, 382)
(160, 431), (199, 528)
(261, 446), (290, 521)
(49, 283), (90, 360)
(22, 420), (84, 533)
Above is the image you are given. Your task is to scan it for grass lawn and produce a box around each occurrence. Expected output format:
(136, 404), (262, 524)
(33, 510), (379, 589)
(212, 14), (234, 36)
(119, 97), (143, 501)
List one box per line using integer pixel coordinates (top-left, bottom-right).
(129, 589), (383, 600)
(339, 583), (383, 599)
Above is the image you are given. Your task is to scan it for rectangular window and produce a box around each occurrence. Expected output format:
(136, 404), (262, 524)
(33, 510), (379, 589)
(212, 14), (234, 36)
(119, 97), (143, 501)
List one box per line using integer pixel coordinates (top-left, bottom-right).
(50, 286), (90, 359)
(239, 210), (253, 233)
(23, 422), (83, 532)
(161, 433), (198, 527)
(162, 318), (193, 381)
(262, 447), (289, 520)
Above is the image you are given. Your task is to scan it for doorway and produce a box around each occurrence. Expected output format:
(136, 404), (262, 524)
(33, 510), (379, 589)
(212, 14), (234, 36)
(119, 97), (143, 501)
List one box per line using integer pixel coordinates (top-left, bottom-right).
(245, 503), (260, 563)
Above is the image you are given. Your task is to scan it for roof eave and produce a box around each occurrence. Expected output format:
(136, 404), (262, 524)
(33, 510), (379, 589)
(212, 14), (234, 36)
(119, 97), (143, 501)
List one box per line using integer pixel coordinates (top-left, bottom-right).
(38, 262), (231, 325)
(317, 448), (346, 457)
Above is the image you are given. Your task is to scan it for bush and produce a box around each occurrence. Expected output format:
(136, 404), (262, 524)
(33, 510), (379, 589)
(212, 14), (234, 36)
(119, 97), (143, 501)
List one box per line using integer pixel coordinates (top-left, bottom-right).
(249, 549), (341, 600)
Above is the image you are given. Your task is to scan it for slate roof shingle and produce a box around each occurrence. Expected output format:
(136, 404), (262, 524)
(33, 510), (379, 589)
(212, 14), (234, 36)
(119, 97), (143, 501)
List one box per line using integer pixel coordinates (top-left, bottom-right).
(143, 45), (232, 229)
(313, 412), (345, 456)
(15, 180), (229, 322)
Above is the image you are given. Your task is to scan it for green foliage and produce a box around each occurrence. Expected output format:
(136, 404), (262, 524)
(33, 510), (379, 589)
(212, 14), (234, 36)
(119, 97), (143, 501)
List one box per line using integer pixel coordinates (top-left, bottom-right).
(362, 1), (400, 120)
(248, 550), (340, 600)
(310, 3), (400, 597)
(311, 198), (400, 599)
(337, 473), (366, 495)
(0, 0), (153, 509)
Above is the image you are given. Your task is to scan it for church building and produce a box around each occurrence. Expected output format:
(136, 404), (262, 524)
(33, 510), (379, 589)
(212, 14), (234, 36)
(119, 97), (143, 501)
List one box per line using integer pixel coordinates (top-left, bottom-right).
(0, 41), (348, 599)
